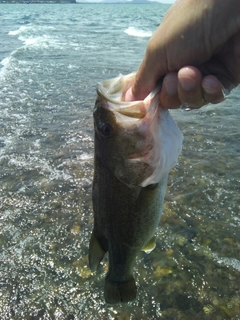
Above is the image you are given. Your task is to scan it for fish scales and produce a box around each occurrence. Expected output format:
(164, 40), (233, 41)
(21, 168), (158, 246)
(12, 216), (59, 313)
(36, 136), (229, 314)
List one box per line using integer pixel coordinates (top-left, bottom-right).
(89, 72), (183, 304)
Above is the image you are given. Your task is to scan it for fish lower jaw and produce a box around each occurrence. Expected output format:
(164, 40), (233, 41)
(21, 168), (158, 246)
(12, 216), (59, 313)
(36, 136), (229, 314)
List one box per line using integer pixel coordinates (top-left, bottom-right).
(104, 275), (137, 304)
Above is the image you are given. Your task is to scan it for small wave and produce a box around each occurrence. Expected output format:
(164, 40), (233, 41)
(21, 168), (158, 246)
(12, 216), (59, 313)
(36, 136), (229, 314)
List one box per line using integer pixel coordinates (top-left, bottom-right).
(0, 53), (30, 82)
(1, 56), (11, 68)
(8, 25), (55, 37)
(19, 34), (55, 48)
(8, 25), (59, 50)
(0, 56), (13, 80)
(8, 25), (29, 36)
(124, 27), (152, 38)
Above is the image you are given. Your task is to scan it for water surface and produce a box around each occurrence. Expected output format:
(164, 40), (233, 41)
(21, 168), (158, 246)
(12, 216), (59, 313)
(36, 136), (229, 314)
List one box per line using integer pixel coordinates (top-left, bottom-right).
(0, 3), (239, 319)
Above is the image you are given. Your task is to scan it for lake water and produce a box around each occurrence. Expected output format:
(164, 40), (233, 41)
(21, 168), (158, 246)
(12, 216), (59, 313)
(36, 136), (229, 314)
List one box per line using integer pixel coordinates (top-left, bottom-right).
(0, 3), (239, 319)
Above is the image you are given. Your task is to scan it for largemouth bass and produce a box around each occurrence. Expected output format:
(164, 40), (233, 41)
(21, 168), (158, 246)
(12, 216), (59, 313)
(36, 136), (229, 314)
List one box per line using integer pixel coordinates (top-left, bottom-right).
(89, 72), (183, 304)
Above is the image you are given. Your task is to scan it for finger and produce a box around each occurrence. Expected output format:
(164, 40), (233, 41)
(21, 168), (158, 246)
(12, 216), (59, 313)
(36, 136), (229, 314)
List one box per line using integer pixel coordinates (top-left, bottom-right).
(160, 72), (181, 109)
(178, 66), (204, 109)
(132, 56), (161, 100)
(202, 75), (226, 104)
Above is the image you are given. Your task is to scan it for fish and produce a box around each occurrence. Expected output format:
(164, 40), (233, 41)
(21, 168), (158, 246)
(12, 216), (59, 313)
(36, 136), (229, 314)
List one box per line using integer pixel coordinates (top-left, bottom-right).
(89, 72), (183, 304)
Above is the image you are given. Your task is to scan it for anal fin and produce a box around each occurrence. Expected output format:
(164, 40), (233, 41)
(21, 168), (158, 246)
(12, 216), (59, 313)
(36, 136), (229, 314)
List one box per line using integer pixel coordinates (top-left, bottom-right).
(141, 235), (156, 254)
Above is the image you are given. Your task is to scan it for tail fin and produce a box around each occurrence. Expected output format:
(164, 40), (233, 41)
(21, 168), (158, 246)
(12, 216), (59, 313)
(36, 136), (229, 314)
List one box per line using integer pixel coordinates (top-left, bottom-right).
(104, 276), (137, 304)
(89, 230), (107, 271)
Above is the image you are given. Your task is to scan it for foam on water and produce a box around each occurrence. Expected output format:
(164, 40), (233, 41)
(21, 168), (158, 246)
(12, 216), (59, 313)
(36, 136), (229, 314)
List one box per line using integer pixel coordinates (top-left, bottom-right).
(0, 57), (11, 79)
(19, 34), (58, 48)
(1, 56), (11, 67)
(8, 25), (30, 36)
(124, 26), (153, 37)
(8, 24), (55, 37)
(8, 24), (63, 50)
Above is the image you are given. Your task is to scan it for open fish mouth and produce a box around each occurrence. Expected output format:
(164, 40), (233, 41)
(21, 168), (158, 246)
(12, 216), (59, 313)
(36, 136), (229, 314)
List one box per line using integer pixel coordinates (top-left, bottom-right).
(96, 72), (161, 120)
(96, 72), (136, 105)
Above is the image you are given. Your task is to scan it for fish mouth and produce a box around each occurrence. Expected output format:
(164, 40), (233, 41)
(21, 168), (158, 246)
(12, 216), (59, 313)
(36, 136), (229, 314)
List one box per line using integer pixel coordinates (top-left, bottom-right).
(96, 72), (136, 106)
(96, 72), (162, 120)
(96, 73), (147, 120)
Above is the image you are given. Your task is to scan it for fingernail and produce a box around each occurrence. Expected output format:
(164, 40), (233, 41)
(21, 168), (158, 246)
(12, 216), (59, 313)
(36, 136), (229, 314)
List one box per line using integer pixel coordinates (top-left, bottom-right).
(179, 76), (196, 91)
(163, 74), (178, 95)
(202, 77), (218, 94)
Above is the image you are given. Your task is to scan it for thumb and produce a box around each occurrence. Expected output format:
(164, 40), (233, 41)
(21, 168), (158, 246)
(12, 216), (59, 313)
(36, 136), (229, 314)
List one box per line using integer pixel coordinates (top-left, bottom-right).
(131, 52), (165, 100)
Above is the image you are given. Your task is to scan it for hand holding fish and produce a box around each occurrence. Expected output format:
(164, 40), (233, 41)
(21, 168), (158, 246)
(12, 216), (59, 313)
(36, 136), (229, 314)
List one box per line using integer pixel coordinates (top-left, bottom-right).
(89, 0), (240, 304)
(126, 0), (240, 109)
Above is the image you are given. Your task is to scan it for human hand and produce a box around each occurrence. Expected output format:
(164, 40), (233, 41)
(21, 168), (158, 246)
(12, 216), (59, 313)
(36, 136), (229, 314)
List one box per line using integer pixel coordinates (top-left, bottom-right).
(126, 0), (240, 109)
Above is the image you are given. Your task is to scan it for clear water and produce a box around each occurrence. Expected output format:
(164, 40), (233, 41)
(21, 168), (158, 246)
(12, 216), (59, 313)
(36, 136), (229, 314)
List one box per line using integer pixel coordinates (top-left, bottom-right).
(0, 3), (239, 319)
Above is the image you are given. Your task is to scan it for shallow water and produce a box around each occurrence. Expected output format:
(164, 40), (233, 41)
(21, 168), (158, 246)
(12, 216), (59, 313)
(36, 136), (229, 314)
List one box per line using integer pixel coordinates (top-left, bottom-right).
(0, 3), (239, 319)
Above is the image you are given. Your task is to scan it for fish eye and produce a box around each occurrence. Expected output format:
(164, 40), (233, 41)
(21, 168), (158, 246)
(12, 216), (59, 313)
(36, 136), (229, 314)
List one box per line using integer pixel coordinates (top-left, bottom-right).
(100, 123), (113, 136)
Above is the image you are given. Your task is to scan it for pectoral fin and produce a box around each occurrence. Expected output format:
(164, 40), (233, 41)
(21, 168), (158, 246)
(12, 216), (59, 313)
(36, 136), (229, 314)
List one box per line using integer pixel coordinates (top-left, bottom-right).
(89, 230), (107, 271)
(141, 235), (156, 254)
